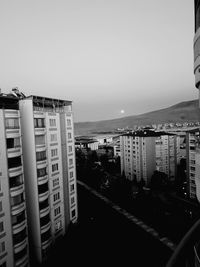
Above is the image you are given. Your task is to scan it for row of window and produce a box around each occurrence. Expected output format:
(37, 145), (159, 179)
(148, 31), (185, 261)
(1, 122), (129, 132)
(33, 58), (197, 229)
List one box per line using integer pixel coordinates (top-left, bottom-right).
(6, 117), (72, 131)
(49, 119), (56, 127)
(36, 134), (74, 146)
(5, 118), (20, 129)
(38, 163), (73, 178)
(7, 137), (21, 149)
(53, 192), (60, 202)
(35, 118), (72, 128)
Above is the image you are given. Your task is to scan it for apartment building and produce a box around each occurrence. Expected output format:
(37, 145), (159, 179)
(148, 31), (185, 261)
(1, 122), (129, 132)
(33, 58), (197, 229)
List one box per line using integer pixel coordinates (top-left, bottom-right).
(0, 94), (29, 267)
(75, 137), (99, 151)
(186, 128), (200, 199)
(19, 95), (78, 264)
(155, 134), (180, 180)
(194, 0), (200, 106)
(120, 130), (180, 186)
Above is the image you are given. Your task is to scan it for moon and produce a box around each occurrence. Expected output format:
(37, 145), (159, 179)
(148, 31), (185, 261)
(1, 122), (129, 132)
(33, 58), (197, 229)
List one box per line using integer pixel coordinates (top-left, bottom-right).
(120, 109), (125, 114)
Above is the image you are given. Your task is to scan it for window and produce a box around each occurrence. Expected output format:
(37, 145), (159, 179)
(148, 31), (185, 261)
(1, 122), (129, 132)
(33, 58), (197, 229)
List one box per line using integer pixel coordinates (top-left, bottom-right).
(55, 220), (62, 231)
(14, 246), (27, 261)
(50, 134), (57, 142)
(9, 174), (23, 188)
(40, 213), (50, 227)
(71, 209), (76, 218)
(68, 146), (72, 153)
(67, 119), (71, 126)
(35, 135), (45, 146)
(34, 118), (45, 128)
(0, 202), (2, 212)
(38, 182), (48, 195)
(69, 158), (73, 166)
(52, 163), (58, 172)
(12, 210), (25, 226)
(51, 148), (58, 157)
(41, 229), (51, 243)
(0, 242), (5, 254)
(68, 133), (72, 139)
(36, 151), (46, 161)
(53, 192), (60, 202)
(39, 199), (49, 211)
(49, 118), (56, 127)
(5, 118), (19, 129)
(13, 228), (27, 245)
(71, 196), (75, 205)
(6, 137), (20, 149)
(53, 178), (59, 187)
(69, 171), (73, 179)
(70, 184), (75, 192)
(10, 193), (24, 206)
(37, 167), (47, 177)
(8, 156), (22, 169)
(54, 206), (61, 217)
(0, 222), (4, 233)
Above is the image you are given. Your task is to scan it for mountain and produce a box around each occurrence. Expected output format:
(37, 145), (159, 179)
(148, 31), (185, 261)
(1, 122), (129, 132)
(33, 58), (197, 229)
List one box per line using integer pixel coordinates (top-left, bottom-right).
(74, 99), (200, 136)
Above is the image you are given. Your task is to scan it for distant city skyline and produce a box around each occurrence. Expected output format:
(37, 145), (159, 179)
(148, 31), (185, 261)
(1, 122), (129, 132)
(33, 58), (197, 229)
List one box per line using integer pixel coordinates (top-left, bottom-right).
(0, 0), (197, 122)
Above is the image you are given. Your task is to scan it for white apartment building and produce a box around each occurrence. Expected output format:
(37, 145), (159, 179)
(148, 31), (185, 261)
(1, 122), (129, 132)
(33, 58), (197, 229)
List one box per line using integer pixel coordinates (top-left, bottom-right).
(0, 95), (29, 267)
(120, 130), (180, 186)
(186, 128), (200, 199)
(156, 134), (180, 180)
(19, 95), (78, 264)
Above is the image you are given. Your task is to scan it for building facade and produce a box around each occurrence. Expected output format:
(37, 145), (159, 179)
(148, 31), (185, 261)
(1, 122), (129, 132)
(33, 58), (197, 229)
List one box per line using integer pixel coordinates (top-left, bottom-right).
(120, 130), (180, 186)
(0, 95), (29, 267)
(186, 128), (200, 199)
(194, 0), (200, 106)
(19, 95), (78, 264)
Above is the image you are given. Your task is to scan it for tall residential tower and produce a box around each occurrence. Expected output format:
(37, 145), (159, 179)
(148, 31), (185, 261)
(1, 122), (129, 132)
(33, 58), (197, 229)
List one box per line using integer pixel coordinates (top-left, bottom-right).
(0, 94), (29, 267)
(19, 95), (78, 264)
(194, 0), (200, 105)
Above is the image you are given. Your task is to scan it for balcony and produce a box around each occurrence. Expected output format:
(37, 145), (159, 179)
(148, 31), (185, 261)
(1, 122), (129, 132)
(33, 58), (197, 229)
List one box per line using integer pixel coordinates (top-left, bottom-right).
(41, 221), (51, 234)
(41, 229), (52, 247)
(11, 193), (25, 215)
(38, 175), (48, 185)
(38, 181), (49, 193)
(14, 244), (28, 266)
(9, 174), (23, 189)
(13, 228), (27, 248)
(9, 166), (23, 177)
(13, 221), (26, 235)
(15, 256), (29, 267)
(41, 237), (52, 250)
(10, 184), (24, 197)
(36, 159), (47, 170)
(13, 220), (27, 234)
(37, 167), (47, 180)
(39, 199), (50, 215)
(35, 145), (46, 153)
(12, 210), (26, 227)
(38, 191), (49, 202)
(35, 128), (46, 136)
(40, 206), (50, 218)
(7, 147), (22, 158)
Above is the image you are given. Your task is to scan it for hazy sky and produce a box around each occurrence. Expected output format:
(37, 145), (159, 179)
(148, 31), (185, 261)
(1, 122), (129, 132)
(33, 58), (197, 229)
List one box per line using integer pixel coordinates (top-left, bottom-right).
(0, 0), (197, 122)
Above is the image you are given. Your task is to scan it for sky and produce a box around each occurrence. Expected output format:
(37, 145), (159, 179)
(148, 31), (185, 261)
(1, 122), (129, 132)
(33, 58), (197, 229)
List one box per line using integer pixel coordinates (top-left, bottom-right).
(0, 0), (197, 122)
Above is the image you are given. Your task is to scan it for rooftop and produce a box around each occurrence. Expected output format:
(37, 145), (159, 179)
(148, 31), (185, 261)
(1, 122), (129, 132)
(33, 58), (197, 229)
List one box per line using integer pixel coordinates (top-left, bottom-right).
(0, 93), (19, 109)
(27, 95), (72, 108)
(122, 130), (177, 138)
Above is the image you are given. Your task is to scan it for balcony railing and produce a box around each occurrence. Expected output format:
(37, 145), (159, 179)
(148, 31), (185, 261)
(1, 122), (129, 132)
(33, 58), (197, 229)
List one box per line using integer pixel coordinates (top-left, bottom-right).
(166, 218), (200, 266)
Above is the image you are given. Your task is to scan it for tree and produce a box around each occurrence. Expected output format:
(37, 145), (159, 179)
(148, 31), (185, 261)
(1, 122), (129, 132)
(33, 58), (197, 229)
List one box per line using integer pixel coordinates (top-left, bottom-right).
(150, 170), (168, 192)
